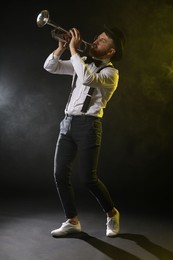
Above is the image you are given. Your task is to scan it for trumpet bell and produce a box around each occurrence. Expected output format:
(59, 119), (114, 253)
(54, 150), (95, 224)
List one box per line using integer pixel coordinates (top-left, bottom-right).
(37, 10), (49, 28)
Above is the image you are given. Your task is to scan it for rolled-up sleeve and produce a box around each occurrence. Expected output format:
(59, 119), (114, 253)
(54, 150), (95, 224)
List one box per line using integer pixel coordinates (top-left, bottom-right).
(44, 53), (74, 75)
(70, 53), (119, 91)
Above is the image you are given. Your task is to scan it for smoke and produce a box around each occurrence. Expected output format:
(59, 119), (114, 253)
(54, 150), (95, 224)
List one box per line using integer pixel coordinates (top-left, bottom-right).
(0, 74), (62, 157)
(114, 0), (173, 149)
(1, 0), (173, 194)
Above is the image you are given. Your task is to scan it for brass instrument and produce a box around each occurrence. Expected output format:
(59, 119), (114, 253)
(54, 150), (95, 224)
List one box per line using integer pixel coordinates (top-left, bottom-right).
(36, 10), (91, 52)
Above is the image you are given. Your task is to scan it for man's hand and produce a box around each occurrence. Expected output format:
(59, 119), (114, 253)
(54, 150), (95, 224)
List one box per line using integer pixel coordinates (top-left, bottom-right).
(69, 28), (82, 55)
(53, 32), (71, 56)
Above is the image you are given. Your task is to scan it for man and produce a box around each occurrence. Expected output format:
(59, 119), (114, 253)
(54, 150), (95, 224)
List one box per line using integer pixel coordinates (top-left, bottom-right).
(43, 24), (125, 237)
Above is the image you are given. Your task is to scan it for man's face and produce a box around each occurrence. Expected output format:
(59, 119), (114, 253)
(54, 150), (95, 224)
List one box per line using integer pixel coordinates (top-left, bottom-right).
(89, 32), (115, 59)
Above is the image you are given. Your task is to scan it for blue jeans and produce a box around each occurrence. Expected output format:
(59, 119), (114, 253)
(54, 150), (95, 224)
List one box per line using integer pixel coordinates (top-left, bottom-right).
(54, 115), (114, 218)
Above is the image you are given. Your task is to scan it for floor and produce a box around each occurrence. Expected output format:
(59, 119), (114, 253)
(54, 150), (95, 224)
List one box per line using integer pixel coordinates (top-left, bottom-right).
(0, 193), (173, 260)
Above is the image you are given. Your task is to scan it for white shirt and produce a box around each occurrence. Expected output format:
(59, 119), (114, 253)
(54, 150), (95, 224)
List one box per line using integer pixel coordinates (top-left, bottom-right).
(43, 53), (119, 118)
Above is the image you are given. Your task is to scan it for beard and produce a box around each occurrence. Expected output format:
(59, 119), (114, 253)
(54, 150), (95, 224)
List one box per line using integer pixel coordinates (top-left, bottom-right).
(89, 44), (109, 59)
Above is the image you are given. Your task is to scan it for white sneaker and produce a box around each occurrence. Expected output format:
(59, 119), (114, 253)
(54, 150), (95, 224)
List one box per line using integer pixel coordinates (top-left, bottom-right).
(51, 220), (81, 237)
(106, 209), (120, 237)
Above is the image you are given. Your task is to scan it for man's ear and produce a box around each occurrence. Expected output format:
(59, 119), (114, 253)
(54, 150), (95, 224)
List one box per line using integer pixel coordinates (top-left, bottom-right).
(108, 48), (116, 57)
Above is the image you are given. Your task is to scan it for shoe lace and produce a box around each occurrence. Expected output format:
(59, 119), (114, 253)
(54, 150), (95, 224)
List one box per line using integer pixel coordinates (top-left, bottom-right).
(61, 220), (70, 227)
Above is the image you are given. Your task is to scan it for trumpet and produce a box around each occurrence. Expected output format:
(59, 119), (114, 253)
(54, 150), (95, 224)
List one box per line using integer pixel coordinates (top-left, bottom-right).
(36, 10), (92, 52)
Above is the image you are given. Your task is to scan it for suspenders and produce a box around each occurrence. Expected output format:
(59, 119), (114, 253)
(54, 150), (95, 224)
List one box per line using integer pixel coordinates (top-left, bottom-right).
(66, 64), (114, 114)
(81, 86), (95, 113)
(81, 65), (114, 113)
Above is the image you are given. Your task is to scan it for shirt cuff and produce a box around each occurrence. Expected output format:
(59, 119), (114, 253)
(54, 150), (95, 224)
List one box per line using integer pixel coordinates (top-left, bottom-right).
(52, 53), (60, 60)
(70, 53), (81, 62)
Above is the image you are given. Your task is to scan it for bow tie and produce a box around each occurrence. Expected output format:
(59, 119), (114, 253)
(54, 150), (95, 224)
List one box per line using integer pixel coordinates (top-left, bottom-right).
(84, 56), (103, 67)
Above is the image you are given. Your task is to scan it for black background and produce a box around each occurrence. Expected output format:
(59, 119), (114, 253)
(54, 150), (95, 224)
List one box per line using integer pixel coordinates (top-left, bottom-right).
(1, 0), (173, 207)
